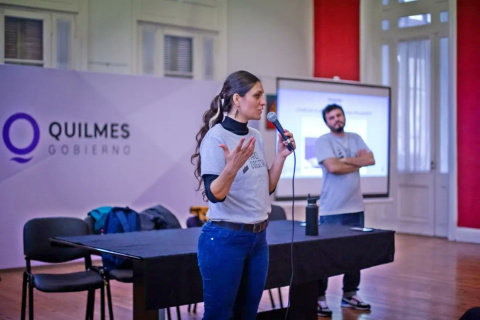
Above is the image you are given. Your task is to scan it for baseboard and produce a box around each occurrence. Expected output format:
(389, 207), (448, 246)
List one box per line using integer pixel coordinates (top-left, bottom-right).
(455, 227), (480, 244)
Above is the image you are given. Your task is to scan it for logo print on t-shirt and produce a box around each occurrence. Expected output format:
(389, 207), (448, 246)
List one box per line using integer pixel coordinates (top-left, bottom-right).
(337, 148), (344, 159)
(249, 152), (266, 169)
(243, 165), (249, 174)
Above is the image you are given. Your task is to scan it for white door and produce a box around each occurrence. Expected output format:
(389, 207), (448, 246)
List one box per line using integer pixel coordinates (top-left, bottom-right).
(395, 38), (436, 236)
(395, 33), (449, 236)
(362, 0), (451, 236)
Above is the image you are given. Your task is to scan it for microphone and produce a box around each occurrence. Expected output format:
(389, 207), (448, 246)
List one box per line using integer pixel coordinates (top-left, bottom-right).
(267, 112), (294, 151)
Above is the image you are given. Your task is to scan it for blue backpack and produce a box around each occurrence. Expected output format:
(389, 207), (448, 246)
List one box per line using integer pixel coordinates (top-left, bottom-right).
(87, 206), (113, 234)
(101, 207), (141, 270)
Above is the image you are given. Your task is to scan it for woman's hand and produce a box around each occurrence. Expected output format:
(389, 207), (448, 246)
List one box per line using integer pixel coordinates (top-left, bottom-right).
(277, 129), (295, 158)
(210, 137), (256, 200)
(219, 136), (256, 174)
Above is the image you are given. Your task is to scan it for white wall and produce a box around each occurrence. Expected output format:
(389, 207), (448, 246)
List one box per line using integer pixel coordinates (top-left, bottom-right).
(226, 0), (313, 167)
(0, 0), (315, 269)
(0, 65), (221, 269)
(88, 0), (134, 74)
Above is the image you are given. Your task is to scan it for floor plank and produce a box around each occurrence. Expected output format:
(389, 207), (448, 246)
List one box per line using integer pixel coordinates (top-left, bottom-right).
(1, 233), (479, 320)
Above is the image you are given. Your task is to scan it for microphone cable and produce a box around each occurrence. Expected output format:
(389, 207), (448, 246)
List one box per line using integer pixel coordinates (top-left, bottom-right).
(284, 150), (296, 320)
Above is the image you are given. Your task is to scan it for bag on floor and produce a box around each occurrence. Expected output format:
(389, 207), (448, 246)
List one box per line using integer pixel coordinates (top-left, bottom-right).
(101, 207), (140, 270)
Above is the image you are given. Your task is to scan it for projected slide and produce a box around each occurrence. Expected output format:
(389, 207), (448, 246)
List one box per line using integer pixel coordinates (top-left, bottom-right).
(275, 78), (390, 199)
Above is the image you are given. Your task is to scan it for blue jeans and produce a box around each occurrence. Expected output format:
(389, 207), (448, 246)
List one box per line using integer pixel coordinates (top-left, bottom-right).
(318, 212), (364, 298)
(198, 221), (269, 320)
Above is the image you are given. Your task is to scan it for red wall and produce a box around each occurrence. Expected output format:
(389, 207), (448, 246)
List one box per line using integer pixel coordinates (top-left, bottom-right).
(457, 0), (480, 228)
(313, 0), (360, 81)
(313, 0), (480, 228)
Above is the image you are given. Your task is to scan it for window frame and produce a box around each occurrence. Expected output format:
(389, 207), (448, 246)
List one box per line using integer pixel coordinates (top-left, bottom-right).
(52, 13), (75, 70)
(1, 8), (52, 67)
(1, 7), (78, 69)
(137, 22), (216, 80)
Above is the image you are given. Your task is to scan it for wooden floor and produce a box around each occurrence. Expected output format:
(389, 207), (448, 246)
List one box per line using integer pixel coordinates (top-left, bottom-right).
(1, 233), (479, 320)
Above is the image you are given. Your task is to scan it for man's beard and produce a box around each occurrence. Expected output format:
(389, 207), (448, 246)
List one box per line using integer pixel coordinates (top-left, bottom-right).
(332, 126), (344, 133)
(330, 122), (345, 133)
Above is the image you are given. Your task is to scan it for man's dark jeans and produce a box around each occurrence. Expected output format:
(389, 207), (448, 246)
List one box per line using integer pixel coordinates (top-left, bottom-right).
(317, 211), (364, 297)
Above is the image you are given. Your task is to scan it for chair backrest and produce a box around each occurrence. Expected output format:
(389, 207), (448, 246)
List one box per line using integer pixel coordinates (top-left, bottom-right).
(84, 215), (95, 234)
(23, 217), (90, 263)
(139, 205), (182, 230)
(186, 215), (204, 228)
(269, 205), (287, 221)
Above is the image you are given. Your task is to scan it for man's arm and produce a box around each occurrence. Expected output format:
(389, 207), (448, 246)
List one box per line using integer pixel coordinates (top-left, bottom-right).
(322, 157), (360, 174)
(341, 149), (375, 167)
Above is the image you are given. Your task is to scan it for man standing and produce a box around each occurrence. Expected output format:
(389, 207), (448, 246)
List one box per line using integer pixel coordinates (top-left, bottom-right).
(315, 104), (375, 317)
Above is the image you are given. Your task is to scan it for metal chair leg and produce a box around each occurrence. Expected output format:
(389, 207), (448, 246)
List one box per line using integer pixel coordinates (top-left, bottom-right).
(85, 290), (91, 320)
(176, 306), (181, 319)
(277, 287), (284, 308)
(106, 279), (114, 320)
(268, 289), (276, 308)
(21, 272), (27, 320)
(86, 289), (94, 320)
(100, 286), (105, 320)
(28, 281), (34, 320)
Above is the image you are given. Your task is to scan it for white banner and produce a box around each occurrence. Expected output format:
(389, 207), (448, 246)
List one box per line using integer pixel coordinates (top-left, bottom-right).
(0, 65), (220, 269)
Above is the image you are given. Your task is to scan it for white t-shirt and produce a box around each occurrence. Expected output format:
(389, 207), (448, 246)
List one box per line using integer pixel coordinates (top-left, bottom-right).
(315, 132), (370, 216)
(200, 124), (270, 223)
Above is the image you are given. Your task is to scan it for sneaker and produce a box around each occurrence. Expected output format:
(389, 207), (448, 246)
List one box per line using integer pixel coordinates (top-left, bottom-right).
(317, 300), (333, 317)
(341, 295), (371, 310)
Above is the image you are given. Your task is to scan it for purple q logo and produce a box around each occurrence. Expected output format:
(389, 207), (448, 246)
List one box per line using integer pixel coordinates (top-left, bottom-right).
(2, 113), (40, 163)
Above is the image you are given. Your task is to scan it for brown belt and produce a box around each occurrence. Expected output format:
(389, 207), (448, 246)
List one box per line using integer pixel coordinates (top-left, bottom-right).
(211, 220), (269, 233)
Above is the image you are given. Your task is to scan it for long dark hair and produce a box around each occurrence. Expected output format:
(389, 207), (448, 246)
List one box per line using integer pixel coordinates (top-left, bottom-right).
(191, 70), (261, 197)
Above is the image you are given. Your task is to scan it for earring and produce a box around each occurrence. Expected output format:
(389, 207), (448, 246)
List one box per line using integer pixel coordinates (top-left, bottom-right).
(234, 108), (238, 119)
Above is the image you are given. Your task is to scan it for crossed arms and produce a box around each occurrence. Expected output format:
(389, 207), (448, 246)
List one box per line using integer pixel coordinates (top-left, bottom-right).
(322, 149), (375, 174)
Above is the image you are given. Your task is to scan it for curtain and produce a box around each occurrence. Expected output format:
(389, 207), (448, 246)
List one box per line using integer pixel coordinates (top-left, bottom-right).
(397, 39), (431, 172)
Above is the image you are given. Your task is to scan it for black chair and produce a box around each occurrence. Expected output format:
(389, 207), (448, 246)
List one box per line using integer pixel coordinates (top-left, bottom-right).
(86, 207), (182, 320)
(460, 307), (480, 320)
(185, 206), (208, 314)
(84, 214), (121, 319)
(266, 204), (287, 309)
(21, 217), (107, 320)
(269, 204), (287, 221)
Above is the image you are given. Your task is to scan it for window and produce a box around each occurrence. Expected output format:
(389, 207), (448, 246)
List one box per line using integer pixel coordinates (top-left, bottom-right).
(55, 19), (71, 69)
(142, 27), (155, 75)
(138, 23), (216, 80)
(439, 11), (449, 23)
(203, 36), (214, 80)
(397, 39), (431, 172)
(382, 19), (390, 31)
(4, 17), (43, 66)
(398, 14), (432, 28)
(439, 37), (449, 173)
(382, 44), (390, 86)
(1, 9), (76, 69)
(164, 35), (193, 78)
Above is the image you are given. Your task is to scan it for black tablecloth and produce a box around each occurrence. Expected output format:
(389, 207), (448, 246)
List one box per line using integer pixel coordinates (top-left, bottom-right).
(55, 220), (395, 309)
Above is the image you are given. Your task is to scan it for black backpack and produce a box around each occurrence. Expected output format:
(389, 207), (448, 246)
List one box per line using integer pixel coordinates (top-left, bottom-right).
(139, 205), (181, 231)
(101, 207), (141, 270)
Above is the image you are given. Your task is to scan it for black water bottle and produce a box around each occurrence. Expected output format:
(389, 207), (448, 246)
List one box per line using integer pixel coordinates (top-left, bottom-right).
(306, 194), (319, 236)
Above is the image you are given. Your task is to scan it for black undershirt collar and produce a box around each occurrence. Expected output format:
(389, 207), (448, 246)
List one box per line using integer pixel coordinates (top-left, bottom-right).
(221, 116), (249, 135)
